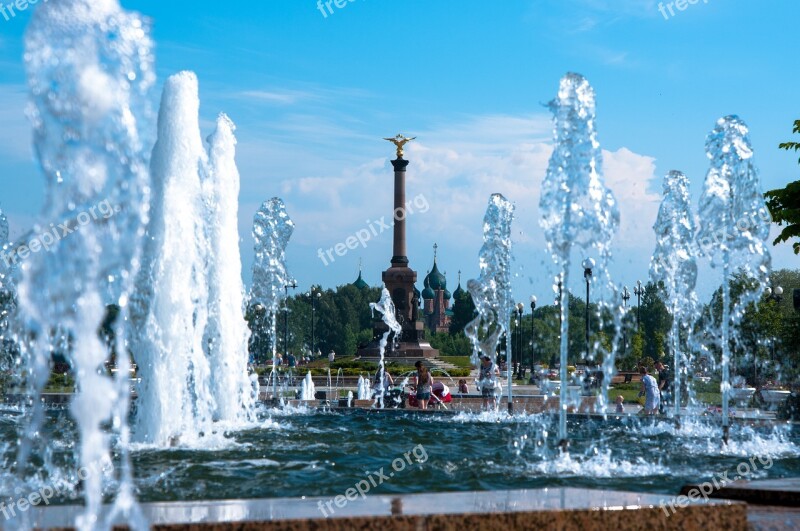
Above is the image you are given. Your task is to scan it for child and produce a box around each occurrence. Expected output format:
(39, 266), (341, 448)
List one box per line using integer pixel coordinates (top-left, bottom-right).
(615, 395), (625, 413)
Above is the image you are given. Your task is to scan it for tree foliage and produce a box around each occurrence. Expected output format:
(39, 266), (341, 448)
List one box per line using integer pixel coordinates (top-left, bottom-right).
(765, 120), (800, 254)
(695, 269), (800, 385)
(246, 284), (382, 362)
(449, 290), (476, 335)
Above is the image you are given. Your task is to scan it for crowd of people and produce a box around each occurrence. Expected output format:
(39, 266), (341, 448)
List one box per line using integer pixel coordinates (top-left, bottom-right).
(370, 361), (437, 410)
(274, 350), (676, 415)
(269, 352), (315, 368)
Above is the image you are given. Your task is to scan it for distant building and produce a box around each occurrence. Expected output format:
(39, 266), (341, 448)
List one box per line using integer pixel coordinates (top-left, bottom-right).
(421, 244), (452, 334)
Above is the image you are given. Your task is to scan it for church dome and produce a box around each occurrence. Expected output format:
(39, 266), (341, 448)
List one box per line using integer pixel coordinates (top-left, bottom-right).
(443, 288), (451, 300)
(426, 260), (447, 291)
(352, 270), (368, 289)
(453, 283), (464, 298)
(422, 273), (435, 299)
(453, 271), (465, 298)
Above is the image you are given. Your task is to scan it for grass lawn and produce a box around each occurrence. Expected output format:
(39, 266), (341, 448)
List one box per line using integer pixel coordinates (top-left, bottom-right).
(609, 382), (722, 406)
(439, 356), (473, 368)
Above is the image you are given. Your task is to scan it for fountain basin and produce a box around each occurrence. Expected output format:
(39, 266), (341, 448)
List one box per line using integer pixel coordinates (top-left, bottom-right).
(1, 407), (798, 513)
(761, 390), (791, 409)
(15, 488), (747, 530)
(730, 387), (756, 406)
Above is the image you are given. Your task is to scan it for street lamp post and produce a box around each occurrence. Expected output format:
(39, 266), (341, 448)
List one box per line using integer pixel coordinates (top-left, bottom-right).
(555, 280), (563, 369)
(634, 280), (644, 331)
(252, 303), (266, 365)
(530, 296), (537, 368)
(582, 258), (595, 363)
(766, 286), (784, 364)
(516, 303), (524, 377)
(284, 282), (297, 368)
(621, 286), (631, 356)
(310, 289), (321, 358)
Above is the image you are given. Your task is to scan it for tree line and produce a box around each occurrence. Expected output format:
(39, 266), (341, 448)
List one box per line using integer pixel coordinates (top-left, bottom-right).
(245, 268), (799, 386)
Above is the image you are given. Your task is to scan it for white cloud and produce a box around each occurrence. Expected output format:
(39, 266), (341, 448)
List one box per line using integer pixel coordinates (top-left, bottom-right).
(232, 84), (373, 107)
(238, 89), (315, 105)
(603, 147), (661, 248)
(250, 111), (663, 293)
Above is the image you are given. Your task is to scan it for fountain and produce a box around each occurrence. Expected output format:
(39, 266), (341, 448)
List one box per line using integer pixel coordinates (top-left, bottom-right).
(300, 372), (316, 402)
(356, 375), (370, 401)
(0, 207), (16, 368)
(539, 73), (619, 446)
(250, 198), (295, 403)
(130, 72), (256, 446)
(650, 171), (699, 417)
(696, 115), (772, 442)
(131, 72), (215, 446)
(368, 287), (402, 408)
(204, 114), (258, 423)
(15, 0), (154, 527)
(1, 2), (798, 528)
(464, 193), (514, 412)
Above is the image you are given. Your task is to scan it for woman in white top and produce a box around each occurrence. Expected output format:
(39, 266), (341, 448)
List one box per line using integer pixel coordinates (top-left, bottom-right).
(638, 366), (660, 415)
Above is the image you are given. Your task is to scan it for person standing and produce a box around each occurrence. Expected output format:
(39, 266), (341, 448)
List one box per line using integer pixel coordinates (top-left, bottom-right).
(478, 355), (500, 410)
(413, 361), (434, 410)
(655, 361), (672, 414)
(328, 350), (335, 366)
(638, 366), (660, 415)
(373, 369), (394, 395)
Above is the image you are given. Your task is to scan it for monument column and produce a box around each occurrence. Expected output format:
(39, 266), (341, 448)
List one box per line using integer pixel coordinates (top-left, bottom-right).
(355, 134), (439, 359)
(391, 158), (410, 266)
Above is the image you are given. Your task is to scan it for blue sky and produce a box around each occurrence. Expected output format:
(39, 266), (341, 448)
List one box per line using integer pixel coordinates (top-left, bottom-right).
(1, 0), (798, 306)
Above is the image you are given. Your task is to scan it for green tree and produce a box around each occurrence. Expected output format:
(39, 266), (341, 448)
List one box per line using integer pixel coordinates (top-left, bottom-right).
(247, 284), (381, 362)
(765, 120), (800, 253)
(306, 284), (381, 358)
(696, 269), (800, 385)
(639, 281), (671, 362)
(529, 304), (560, 367)
(245, 302), (272, 364)
(449, 290), (477, 335)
